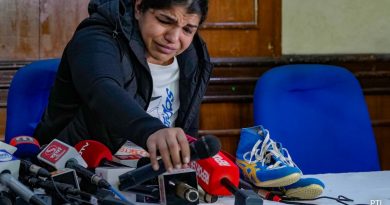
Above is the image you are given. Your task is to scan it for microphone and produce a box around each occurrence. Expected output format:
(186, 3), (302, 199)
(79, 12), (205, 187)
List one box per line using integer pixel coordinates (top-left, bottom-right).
(187, 147), (263, 205)
(20, 159), (51, 178)
(118, 135), (221, 190)
(23, 175), (82, 196)
(9, 136), (41, 158)
(0, 191), (12, 205)
(0, 150), (47, 205)
(37, 139), (88, 170)
(186, 135), (263, 204)
(23, 175), (136, 205)
(189, 151), (239, 196)
(185, 135), (239, 196)
(74, 140), (128, 168)
(37, 139), (131, 203)
(37, 139), (110, 187)
(65, 158), (111, 188)
(125, 185), (159, 200)
(198, 186), (218, 203)
(169, 180), (199, 203)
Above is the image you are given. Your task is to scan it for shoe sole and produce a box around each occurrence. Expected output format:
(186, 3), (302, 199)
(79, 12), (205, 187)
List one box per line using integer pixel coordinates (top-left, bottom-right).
(285, 184), (324, 199)
(253, 172), (301, 187)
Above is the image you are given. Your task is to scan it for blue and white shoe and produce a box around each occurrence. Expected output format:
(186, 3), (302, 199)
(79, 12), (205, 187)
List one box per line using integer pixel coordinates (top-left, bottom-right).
(272, 143), (325, 199)
(280, 178), (325, 199)
(236, 126), (302, 187)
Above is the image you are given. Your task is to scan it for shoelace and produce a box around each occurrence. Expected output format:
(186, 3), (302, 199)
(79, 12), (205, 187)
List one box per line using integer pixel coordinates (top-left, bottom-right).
(242, 128), (288, 169)
(274, 142), (299, 168)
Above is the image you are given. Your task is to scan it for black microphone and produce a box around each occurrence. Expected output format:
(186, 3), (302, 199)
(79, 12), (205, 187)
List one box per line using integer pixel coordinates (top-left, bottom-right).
(65, 159), (111, 189)
(169, 180), (199, 203)
(0, 150), (47, 205)
(23, 175), (82, 196)
(23, 175), (131, 205)
(20, 160), (51, 178)
(198, 186), (218, 203)
(118, 135), (221, 190)
(0, 191), (12, 205)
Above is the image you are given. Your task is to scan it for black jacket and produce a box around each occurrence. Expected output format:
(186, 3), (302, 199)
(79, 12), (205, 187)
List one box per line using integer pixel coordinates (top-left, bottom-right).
(34, 0), (213, 152)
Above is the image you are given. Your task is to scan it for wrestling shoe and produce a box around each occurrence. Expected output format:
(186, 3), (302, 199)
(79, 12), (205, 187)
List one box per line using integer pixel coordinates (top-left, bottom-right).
(271, 143), (325, 199)
(236, 125), (302, 187)
(278, 178), (325, 199)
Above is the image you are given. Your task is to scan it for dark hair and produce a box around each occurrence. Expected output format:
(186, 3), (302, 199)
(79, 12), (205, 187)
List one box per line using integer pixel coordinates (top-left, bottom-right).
(138, 0), (209, 25)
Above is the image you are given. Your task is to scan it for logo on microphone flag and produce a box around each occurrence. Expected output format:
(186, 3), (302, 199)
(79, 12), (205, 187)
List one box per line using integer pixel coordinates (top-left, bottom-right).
(41, 141), (69, 163)
(0, 150), (14, 162)
(13, 136), (38, 144)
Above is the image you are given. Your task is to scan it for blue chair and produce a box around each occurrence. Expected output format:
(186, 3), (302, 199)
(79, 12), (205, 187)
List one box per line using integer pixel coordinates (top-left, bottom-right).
(253, 64), (380, 174)
(5, 59), (60, 143)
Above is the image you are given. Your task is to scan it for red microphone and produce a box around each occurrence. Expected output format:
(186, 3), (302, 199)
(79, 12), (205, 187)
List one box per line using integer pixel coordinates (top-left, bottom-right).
(186, 135), (240, 196)
(74, 140), (128, 168)
(186, 135), (262, 204)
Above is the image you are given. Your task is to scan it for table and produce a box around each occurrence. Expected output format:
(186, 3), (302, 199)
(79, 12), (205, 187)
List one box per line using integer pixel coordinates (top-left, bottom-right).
(216, 171), (390, 205)
(140, 171), (390, 205)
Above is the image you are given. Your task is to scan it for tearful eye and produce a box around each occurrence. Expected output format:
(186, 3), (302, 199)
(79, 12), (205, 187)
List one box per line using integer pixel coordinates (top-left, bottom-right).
(157, 18), (171, 24)
(183, 27), (194, 34)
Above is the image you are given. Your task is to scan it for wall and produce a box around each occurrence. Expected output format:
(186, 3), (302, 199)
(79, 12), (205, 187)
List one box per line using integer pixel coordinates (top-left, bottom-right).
(282, 0), (390, 54)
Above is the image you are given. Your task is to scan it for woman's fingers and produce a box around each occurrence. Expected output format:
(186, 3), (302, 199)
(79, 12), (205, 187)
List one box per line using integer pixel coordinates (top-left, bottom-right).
(166, 134), (182, 169)
(177, 133), (190, 165)
(147, 128), (191, 172)
(147, 139), (158, 171)
(158, 138), (173, 172)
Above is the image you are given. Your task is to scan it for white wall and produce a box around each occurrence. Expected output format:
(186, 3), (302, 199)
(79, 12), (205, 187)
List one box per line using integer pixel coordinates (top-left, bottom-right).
(282, 0), (390, 54)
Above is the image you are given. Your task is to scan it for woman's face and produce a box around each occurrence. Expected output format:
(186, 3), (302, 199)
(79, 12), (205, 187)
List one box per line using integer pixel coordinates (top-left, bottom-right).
(135, 1), (201, 65)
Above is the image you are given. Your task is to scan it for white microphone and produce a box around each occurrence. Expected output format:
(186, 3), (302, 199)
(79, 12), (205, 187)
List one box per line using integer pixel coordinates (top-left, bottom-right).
(0, 149), (47, 205)
(37, 139), (88, 169)
(37, 139), (130, 203)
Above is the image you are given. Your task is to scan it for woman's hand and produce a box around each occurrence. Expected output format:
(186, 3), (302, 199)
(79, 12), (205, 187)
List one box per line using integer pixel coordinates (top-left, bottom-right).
(146, 128), (190, 172)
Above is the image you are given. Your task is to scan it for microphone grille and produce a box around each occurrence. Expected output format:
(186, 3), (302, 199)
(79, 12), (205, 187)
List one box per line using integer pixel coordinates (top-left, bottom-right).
(194, 135), (221, 159)
(74, 140), (112, 168)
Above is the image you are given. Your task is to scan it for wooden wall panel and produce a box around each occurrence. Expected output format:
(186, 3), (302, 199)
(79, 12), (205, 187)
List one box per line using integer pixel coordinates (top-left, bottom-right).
(0, 0), (40, 60)
(199, 103), (253, 159)
(0, 108), (5, 138)
(39, 0), (89, 58)
(206, 0), (257, 26)
(366, 95), (390, 120)
(374, 127), (390, 170)
(199, 0), (281, 57)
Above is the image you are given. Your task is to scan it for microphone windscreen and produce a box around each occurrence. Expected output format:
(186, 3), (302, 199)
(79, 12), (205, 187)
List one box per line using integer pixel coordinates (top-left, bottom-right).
(74, 140), (113, 168)
(192, 135), (221, 159)
(9, 136), (40, 158)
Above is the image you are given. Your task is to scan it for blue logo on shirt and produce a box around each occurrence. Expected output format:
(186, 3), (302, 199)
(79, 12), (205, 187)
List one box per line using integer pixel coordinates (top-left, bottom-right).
(162, 88), (174, 126)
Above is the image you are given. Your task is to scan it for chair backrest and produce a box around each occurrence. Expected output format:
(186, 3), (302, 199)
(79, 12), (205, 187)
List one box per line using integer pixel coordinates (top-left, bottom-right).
(253, 64), (380, 174)
(5, 59), (60, 143)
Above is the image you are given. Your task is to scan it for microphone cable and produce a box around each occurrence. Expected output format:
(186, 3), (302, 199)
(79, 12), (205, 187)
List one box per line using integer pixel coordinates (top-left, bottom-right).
(49, 176), (100, 204)
(260, 191), (363, 205)
(49, 176), (72, 204)
(280, 195), (365, 205)
(108, 185), (131, 203)
(65, 194), (97, 205)
(240, 177), (359, 205)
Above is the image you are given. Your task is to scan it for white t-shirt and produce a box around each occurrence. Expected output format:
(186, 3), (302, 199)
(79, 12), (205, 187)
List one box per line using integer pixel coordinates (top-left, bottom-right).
(146, 57), (180, 127)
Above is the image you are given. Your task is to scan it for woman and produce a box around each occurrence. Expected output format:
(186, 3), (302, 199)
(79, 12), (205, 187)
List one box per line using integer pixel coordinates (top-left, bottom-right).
(34, 0), (212, 172)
